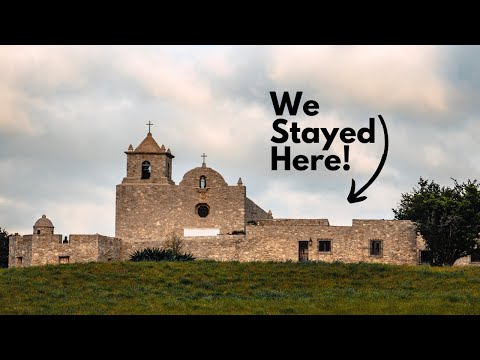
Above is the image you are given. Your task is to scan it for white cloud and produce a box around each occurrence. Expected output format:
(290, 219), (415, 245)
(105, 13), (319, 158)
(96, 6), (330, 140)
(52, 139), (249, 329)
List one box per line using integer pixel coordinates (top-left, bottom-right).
(116, 46), (213, 106)
(0, 45), (476, 234)
(256, 179), (402, 226)
(45, 186), (115, 236)
(0, 85), (42, 135)
(269, 45), (450, 114)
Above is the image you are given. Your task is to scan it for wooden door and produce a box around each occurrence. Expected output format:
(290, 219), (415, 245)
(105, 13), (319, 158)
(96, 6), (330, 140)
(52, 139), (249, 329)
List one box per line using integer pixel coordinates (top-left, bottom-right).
(299, 241), (309, 262)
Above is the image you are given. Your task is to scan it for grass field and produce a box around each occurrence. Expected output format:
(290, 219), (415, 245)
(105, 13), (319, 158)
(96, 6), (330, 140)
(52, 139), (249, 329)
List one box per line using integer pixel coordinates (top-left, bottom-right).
(1, 261), (480, 314)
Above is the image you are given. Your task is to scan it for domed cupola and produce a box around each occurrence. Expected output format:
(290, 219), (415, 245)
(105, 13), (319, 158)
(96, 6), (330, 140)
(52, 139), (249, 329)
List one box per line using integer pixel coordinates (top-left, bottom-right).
(33, 215), (54, 235)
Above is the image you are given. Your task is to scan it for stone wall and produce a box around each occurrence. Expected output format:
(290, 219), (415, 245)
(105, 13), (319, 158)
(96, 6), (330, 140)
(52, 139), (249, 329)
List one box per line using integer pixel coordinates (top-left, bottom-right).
(118, 220), (416, 265)
(121, 240), (167, 260)
(120, 235), (242, 262)
(116, 166), (246, 241)
(257, 219), (330, 226)
(29, 234), (98, 266)
(239, 219), (417, 264)
(183, 235), (241, 261)
(453, 256), (480, 266)
(8, 235), (33, 267)
(9, 233), (120, 267)
(245, 197), (270, 223)
(98, 235), (122, 262)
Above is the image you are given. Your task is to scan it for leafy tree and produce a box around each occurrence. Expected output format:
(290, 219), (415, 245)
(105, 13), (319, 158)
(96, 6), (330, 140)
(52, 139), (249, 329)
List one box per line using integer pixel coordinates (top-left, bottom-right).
(393, 177), (480, 266)
(0, 227), (9, 268)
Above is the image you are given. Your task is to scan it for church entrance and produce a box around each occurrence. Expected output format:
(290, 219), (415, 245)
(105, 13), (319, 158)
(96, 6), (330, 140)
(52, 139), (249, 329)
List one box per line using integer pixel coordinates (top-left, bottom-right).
(298, 241), (309, 262)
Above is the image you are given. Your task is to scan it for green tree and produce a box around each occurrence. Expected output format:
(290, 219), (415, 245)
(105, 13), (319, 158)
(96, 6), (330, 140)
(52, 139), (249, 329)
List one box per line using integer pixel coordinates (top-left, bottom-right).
(393, 177), (480, 266)
(0, 227), (9, 268)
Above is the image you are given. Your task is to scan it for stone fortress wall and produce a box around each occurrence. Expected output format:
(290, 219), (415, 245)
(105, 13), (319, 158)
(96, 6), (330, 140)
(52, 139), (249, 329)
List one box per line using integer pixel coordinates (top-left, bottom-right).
(11, 216), (477, 267)
(7, 131), (477, 268)
(9, 233), (121, 267)
(119, 219), (417, 264)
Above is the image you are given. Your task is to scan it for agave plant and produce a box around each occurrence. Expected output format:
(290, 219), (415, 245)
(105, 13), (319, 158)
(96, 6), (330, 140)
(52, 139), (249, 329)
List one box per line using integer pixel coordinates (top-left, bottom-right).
(130, 247), (195, 262)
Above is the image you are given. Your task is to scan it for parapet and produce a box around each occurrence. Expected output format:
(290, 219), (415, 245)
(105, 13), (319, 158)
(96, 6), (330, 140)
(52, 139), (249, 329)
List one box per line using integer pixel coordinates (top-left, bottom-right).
(256, 219), (330, 226)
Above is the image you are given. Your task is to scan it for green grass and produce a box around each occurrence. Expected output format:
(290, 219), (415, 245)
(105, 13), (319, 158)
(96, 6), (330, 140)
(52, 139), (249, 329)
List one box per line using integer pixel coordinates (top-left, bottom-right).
(1, 261), (480, 314)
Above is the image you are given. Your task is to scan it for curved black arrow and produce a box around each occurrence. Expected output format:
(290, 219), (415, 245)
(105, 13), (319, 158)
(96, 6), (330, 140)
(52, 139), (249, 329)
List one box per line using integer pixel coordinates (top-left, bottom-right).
(347, 115), (389, 204)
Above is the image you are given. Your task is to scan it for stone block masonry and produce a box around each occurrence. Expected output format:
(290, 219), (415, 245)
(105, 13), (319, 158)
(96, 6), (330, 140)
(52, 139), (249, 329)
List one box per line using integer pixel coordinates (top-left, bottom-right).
(116, 165), (246, 241)
(11, 131), (476, 268)
(117, 220), (417, 265)
(121, 236), (242, 262)
(245, 197), (271, 223)
(240, 219), (417, 264)
(9, 233), (121, 267)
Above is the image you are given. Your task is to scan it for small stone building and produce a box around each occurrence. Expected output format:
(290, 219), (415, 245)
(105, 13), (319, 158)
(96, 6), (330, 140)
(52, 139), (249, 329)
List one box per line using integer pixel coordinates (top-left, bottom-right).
(8, 131), (478, 267)
(9, 215), (121, 267)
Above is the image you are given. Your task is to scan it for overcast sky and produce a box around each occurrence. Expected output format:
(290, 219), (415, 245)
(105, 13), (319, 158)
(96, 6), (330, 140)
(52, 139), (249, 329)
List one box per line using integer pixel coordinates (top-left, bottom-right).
(1, 45), (479, 236)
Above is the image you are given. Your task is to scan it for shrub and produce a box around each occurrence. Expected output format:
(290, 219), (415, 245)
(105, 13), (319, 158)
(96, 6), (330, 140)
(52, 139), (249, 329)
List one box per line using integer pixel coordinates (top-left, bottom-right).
(163, 233), (184, 255)
(130, 247), (195, 262)
(0, 228), (9, 268)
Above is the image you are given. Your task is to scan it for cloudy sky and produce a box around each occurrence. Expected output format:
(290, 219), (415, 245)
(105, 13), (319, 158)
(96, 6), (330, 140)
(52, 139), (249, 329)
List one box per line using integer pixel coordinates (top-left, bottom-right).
(1, 45), (479, 236)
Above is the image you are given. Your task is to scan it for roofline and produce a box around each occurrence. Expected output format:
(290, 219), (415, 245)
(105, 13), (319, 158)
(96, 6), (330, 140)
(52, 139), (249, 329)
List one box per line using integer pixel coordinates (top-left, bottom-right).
(124, 151), (175, 158)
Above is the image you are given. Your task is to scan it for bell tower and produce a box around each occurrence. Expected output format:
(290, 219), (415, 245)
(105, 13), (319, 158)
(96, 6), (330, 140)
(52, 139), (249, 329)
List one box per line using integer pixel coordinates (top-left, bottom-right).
(122, 126), (175, 185)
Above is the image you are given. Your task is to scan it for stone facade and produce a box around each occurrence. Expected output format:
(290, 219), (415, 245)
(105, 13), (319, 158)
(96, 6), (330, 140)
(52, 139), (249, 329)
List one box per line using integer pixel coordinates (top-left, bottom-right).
(117, 219), (416, 264)
(239, 220), (417, 264)
(8, 223), (121, 268)
(9, 131), (475, 268)
(116, 164), (246, 240)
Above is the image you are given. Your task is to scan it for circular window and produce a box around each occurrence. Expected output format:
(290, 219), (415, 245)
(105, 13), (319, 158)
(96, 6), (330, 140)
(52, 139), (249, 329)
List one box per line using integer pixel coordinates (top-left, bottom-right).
(196, 204), (209, 218)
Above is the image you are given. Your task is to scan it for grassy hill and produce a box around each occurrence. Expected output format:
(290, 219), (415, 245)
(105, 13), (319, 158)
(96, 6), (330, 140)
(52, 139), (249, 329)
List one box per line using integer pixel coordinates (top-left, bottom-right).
(1, 261), (480, 314)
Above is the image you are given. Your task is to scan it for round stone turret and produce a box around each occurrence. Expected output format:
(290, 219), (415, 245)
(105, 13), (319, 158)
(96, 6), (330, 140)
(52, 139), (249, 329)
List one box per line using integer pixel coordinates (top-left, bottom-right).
(33, 215), (54, 235)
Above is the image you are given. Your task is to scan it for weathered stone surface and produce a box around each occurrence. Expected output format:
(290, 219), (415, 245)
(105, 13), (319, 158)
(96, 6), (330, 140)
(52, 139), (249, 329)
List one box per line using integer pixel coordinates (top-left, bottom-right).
(240, 220), (417, 264)
(121, 236), (242, 262)
(12, 131), (478, 268)
(117, 219), (416, 265)
(245, 197), (270, 223)
(257, 219), (330, 226)
(116, 165), (246, 240)
(8, 232), (121, 267)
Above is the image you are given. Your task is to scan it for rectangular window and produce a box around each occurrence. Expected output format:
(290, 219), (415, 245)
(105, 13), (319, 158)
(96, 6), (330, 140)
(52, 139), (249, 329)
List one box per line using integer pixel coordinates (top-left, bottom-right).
(59, 256), (70, 264)
(370, 240), (382, 256)
(16, 257), (23, 266)
(471, 250), (480, 263)
(318, 240), (332, 252)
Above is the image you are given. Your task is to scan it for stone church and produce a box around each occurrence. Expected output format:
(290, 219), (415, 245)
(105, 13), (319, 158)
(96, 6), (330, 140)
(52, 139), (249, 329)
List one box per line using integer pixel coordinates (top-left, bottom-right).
(8, 130), (478, 268)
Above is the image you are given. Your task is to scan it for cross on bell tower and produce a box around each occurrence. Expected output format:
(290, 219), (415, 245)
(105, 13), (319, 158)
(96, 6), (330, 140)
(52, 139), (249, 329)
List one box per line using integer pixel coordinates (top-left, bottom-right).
(146, 121), (153, 134)
(201, 153), (207, 167)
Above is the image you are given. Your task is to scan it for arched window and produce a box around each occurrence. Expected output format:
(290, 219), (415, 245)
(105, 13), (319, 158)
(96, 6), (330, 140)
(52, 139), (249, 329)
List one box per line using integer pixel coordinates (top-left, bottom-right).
(141, 161), (151, 179)
(199, 176), (206, 189)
